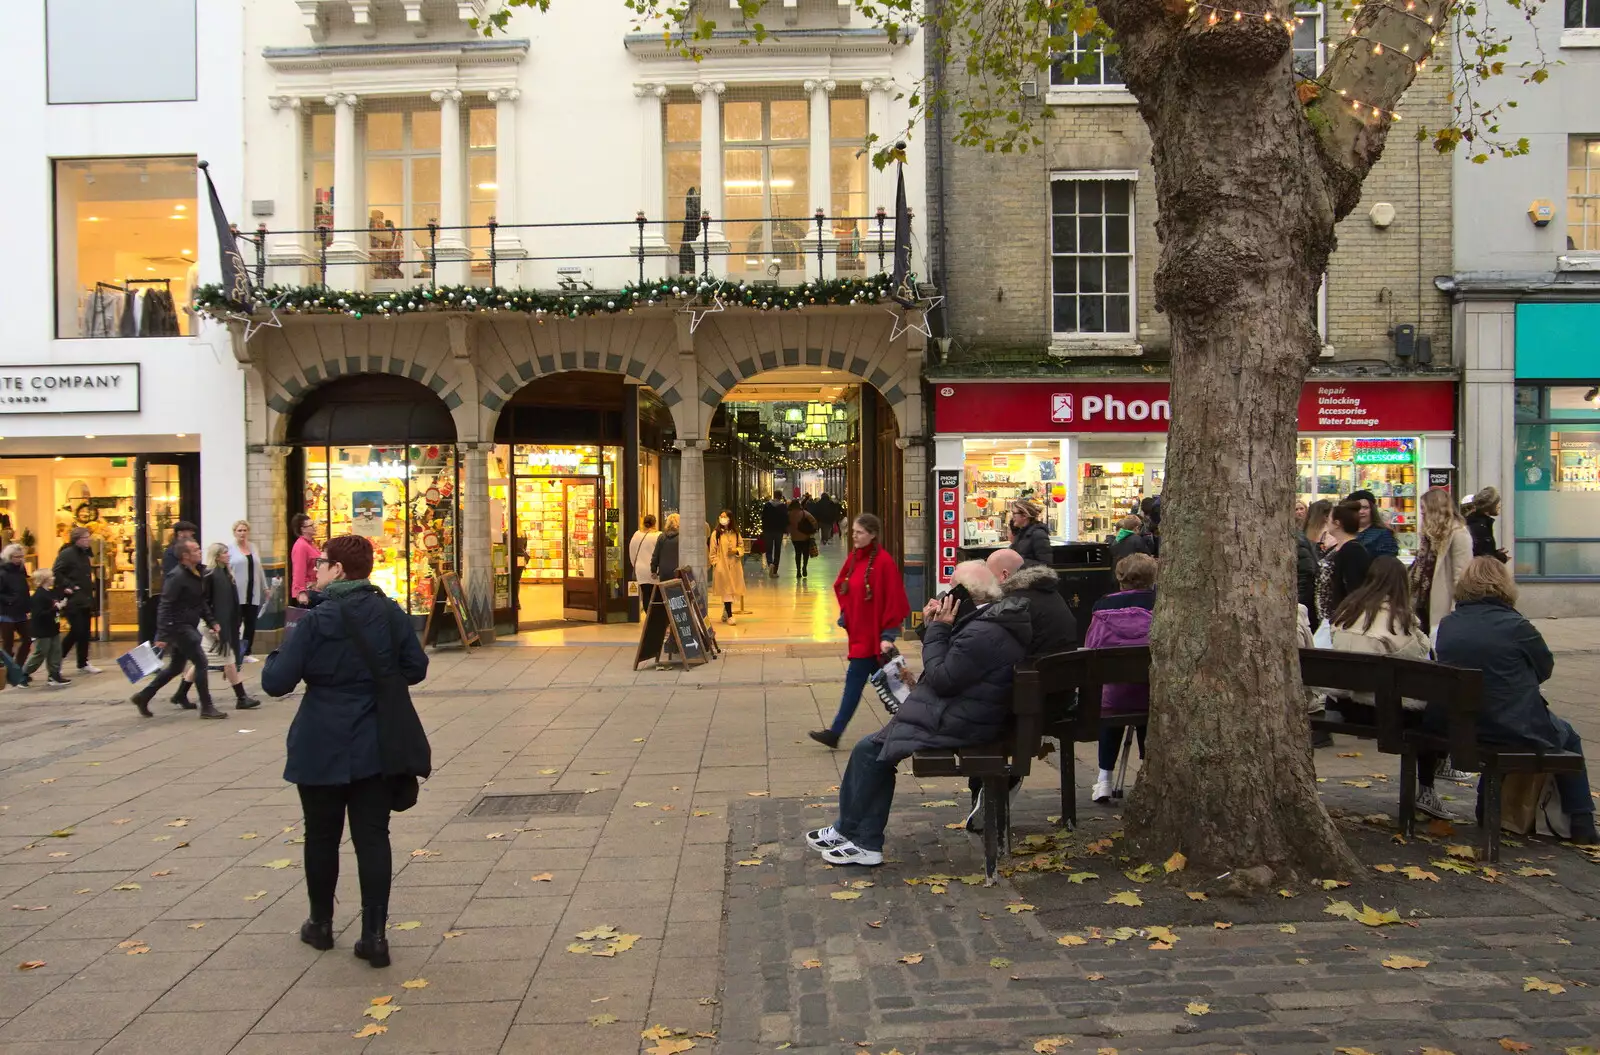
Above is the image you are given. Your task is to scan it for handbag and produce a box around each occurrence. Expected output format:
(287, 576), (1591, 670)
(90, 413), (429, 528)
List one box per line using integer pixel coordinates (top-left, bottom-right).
(116, 641), (163, 683)
(336, 600), (432, 812)
(808, 538), (820, 558)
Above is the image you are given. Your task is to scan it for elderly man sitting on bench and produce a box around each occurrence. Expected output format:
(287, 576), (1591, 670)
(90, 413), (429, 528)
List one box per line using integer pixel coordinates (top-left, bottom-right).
(806, 561), (1034, 866)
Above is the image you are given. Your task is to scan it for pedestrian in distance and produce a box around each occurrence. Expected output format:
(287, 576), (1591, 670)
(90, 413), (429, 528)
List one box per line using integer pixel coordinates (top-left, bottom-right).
(1303, 499), (1332, 556)
(1316, 500), (1373, 628)
(707, 510), (745, 625)
(169, 543), (260, 712)
(1464, 485), (1509, 563)
(162, 520), (198, 576)
(809, 514), (910, 749)
(1007, 498), (1053, 565)
(1109, 514), (1154, 565)
(628, 514), (663, 613)
(650, 512), (682, 582)
(1344, 488), (1399, 558)
(0, 543), (33, 671)
(1433, 557), (1597, 843)
(1082, 553), (1158, 804)
(760, 491), (789, 577)
(52, 526), (102, 676)
(21, 568), (70, 688)
(1410, 487), (1473, 635)
(787, 499), (820, 579)
(1325, 555), (1453, 819)
(228, 520), (268, 662)
(289, 513), (322, 607)
(129, 538), (227, 719)
(806, 560), (1031, 865)
(263, 534), (431, 968)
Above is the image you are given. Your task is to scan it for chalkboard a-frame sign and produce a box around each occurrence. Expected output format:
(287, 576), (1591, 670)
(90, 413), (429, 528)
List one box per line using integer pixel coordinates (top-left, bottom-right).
(633, 578), (708, 669)
(423, 571), (481, 649)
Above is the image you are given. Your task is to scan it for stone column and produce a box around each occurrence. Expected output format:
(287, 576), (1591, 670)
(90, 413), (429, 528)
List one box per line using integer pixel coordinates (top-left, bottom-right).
(431, 88), (470, 285)
(265, 96), (309, 281)
(804, 78), (837, 278)
(323, 92), (368, 288)
(693, 80), (727, 253)
(460, 441), (494, 638)
(486, 88), (525, 284)
(676, 439), (709, 584)
(636, 83), (669, 253)
(864, 79), (893, 214)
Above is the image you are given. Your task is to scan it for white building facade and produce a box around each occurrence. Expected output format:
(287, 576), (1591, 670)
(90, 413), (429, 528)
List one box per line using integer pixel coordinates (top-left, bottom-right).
(1448, 0), (1600, 615)
(230, 0), (931, 635)
(0, 0), (248, 639)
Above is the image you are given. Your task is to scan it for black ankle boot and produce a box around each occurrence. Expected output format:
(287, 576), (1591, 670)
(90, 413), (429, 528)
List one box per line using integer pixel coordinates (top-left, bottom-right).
(299, 918), (334, 951)
(1570, 811), (1598, 845)
(353, 905), (390, 967)
(172, 686), (196, 709)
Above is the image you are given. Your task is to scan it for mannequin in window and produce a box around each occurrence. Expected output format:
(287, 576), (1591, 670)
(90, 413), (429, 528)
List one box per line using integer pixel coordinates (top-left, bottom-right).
(678, 187), (701, 275)
(369, 210), (402, 279)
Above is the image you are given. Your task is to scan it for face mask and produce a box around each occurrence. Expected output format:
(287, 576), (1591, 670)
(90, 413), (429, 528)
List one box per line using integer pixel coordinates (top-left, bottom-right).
(719, 517), (730, 526)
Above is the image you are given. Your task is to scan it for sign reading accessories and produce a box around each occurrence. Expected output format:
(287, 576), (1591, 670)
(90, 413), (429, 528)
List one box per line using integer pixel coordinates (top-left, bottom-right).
(0, 364), (140, 415)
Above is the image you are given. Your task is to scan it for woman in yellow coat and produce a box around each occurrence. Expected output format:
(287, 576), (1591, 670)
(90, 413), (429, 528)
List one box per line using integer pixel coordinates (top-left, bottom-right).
(707, 509), (745, 625)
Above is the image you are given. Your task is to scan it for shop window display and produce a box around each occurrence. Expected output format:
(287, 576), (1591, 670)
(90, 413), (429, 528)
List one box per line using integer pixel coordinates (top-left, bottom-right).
(300, 445), (459, 616)
(1296, 437), (1420, 556)
(960, 439), (1072, 545)
(1513, 385), (1600, 578)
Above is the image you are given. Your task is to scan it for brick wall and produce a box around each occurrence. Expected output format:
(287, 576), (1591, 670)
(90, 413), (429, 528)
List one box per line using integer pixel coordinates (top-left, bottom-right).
(936, 23), (1454, 369)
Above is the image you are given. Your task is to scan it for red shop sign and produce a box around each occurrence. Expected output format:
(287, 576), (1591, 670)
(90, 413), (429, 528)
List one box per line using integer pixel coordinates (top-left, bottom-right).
(933, 380), (1455, 434)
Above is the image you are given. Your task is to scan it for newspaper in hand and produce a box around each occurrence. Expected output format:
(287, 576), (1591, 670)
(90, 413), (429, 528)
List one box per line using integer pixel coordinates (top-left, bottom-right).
(869, 654), (915, 715)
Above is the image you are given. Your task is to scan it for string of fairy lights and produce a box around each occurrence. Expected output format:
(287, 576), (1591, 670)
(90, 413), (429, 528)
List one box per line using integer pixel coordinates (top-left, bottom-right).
(1183, 0), (1443, 125)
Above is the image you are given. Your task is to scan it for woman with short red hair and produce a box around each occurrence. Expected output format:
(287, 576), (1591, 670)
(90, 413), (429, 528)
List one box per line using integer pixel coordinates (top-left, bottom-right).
(263, 535), (431, 968)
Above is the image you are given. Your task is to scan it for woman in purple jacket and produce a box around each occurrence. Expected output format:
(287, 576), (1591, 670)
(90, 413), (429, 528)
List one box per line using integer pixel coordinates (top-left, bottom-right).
(1082, 552), (1157, 804)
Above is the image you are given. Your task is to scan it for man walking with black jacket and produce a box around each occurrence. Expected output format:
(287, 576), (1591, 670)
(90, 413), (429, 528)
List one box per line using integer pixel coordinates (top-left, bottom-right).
(53, 527), (102, 676)
(760, 491), (789, 578)
(130, 539), (226, 719)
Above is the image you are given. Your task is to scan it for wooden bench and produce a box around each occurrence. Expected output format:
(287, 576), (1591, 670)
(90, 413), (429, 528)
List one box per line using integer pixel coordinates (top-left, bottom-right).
(1038, 645), (1584, 862)
(909, 662), (1045, 882)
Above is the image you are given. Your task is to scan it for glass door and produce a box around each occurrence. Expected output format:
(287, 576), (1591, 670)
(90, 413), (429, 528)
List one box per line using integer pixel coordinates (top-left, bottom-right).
(563, 480), (600, 615)
(133, 456), (191, 642)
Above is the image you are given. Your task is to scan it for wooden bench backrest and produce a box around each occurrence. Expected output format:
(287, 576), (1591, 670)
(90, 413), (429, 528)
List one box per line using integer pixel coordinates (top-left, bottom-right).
(1036, 646), (1151, 743)
(1008, 662), (1047, 778)
(1298, 647), (1406, 754)
(1390, 655), (1483, 769)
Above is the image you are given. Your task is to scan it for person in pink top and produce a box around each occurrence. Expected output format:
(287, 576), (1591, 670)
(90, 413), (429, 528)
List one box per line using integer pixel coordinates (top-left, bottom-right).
(289, 514), (322, 606)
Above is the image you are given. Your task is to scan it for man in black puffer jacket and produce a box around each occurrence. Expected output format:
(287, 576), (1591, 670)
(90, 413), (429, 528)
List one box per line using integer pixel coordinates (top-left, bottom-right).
(805, 561), (1032, 866)
(130, 539), (224, 719)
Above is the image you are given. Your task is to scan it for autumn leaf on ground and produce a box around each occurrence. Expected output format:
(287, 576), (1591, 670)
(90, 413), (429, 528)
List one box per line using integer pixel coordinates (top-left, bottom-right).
(644, 1039), (696, 1055)
(691, 810), (714, 817)
(1341, 780), (1373, 788)
(1382, 955), (1430, 969)
(47, 852), (70, 859)
(150, 870), (173, 878)
(352, 1024), (387, 1038)
(1524, 976), (1566, 994)
(1280, 924), (1297, 934)
(831, 891), (862, 901)
(799, 959), (822, 969)
(1562, 1047), (1599, 1055)
(243, 891), (268, 901)
(1163, 851), (1187, 873)
(263, 859), (293, 870)
(112, 818), (132, 825)
(990, 957), (1012, 969)
(736, 860), (763, 867)
(1124, 863), (1157, 883)
(746, 791), (769, 797)
(112, 883), (141, 891)
(1185, 891), (1208, 901)
(1445, 844), (1477, 859)
(920, 799), (958, 807)
(1105, 890), (1142, 907)
(390, 920), (421, 931)
(1514, 866), (1555, 877)
(11, 905), (48, 911)
(1335, 1048), (1380, 1055)
(1033, 1039), (1073, 1054)
(589, 1013), (619, 1026)
(401, 978), (428, 989)
(1373, 863), (1398, 873)
(239, 832), (259, 840)
(539, 768), (559, 775)
(1324, 900), (1401, 926)
(1420, 1048), (1460, 1055)
(443, 930), (463, 939)
(1057, 934), (1087, 947)
(363, 1002), (402, 1021)
(898, 953), (924, 964)
(410, 848), (441, 858)
(187, 921), (206, 930)
(1214, 921), (1233, 929)
(17, 960), (46, 970)
(1336, 751), (1363, 758)
(1425, 818), (1456, 837)
(1144, 926), (1178, 944)
(1276, 888), (1297, 898)
(1006, 903), (1035, 914)
(1085, 971), (1106, 980)
(1066, 872), (1099, 884)
(1498, 1040), (1532, 1053)
(48, 827), (73, 838)
(1185, 1001), (1210, 1015)
(640, 1027), (677, 1041)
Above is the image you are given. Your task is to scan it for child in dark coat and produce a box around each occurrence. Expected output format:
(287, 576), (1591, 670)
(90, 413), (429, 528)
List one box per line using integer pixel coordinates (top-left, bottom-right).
(22, 569), (70, 687)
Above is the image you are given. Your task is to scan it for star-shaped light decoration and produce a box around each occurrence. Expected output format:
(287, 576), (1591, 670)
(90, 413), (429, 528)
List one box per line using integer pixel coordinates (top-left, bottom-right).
(885, 294), (944, 342)
(221, 288), (290, 344)
(680, 287), (726, 335)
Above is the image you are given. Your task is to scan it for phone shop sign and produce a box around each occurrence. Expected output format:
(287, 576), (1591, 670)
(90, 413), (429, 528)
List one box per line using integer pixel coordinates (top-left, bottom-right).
(0, 364), (140, 415)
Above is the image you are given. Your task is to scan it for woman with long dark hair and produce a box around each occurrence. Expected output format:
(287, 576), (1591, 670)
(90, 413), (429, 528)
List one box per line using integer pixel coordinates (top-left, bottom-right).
(264, 535), (430, 968)
(810, 514), (910, 748)
(1315, 500), (1372, 627)
(1464, 485), (1509, 562)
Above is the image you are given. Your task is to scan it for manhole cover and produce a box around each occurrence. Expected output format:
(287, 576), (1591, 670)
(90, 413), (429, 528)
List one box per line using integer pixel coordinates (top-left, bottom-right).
(468, 792), (582, 817)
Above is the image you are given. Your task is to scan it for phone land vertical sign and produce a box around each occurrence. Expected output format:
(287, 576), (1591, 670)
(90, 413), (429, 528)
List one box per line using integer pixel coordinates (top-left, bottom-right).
(934, 468), (961, 588)
(0, 364), (141, 415)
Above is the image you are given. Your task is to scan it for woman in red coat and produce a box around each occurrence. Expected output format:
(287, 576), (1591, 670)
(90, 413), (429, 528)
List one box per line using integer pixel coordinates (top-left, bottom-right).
(810, 513), (910, 748)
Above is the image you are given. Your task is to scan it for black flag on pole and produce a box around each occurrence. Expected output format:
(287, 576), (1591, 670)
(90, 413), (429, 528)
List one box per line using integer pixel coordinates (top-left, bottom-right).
(889, 160), (914, 307)
(198, 160), (254, 312)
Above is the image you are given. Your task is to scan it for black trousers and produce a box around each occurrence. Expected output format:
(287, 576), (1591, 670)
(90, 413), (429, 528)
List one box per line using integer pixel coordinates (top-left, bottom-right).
(238, 604), (259, 659)
(298, 776), (393, 921)
(0, 620), (31, 668)
(134, 628), (212, 708)
(792, 538), (810, 576)
(60, 609), (92, 668)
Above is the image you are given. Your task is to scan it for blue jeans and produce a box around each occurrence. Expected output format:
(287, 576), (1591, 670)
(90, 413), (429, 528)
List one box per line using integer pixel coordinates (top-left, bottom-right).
(830, 657), (878, 738)
(1550, 716), (1594, 817)
(834, 735), (897, 852)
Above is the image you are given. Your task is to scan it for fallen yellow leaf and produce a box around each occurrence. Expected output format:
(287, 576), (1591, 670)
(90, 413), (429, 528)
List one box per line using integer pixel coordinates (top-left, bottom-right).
(351, 1023), (387, 1038)
(263, 859), (292, 870)
(1057, 934), (1088, 947)
(1006, 903), (1035, 914)
(1401, 866), (1439, 882)
(401, 978), (428, 989)
(112, 883), (141, 891)
(1276, 888), (1297, 898)
(1185, 1001), (1210, 1015)
(1163, 851), (1187, 873)
(1373, 863), (1398, 873)
(589, 1013), (619, 1026)
(898, 953), (924, 964)
(1524, 976), (1566, 994)
(443, 931), (463, 938)
(243, 891), (268, 901)
(799, 959), (822, 969)
(187, 922), (206, 930)
(1382, 955), (1430, 969)
(1033, 1039), (1073, 1054)
(640, 1026), (676, 1040)
(1067, 872), (1099, 884)
(390, 920), (421, 931)
(1515, 866), (1556, 877)
(831, 890), (862, 900)
(990, 957), (1011, 969)
(1213, 921), (1232, 929)
(1105, 890), (1142, 907)
(645, 1039), (696, 1055)
(1280, 924), (1297, 934)
(363, 1003), (401, 1021)
(1335, 1048), (1380, 1055)
(1497, 1042), (1532, 1054)
(1445, 844), (1477, 859)
(1185, 891), (1208, 901)
(370, 995), (393, 1006)
(736, 859), (763, 867)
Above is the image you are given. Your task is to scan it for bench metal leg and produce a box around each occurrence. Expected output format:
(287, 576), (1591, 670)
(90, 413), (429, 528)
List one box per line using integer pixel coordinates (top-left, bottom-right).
(981, 776), (1003, 885)
(1480, 768), (1503, 863)
(1060, 743), (1077, 830)
(1399, 753), (1417, 837)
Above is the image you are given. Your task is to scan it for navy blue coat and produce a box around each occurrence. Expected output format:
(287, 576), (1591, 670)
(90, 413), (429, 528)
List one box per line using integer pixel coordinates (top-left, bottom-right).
(264, 585), (428, 786)
(874, 595), (1033, 764)
(1433, 598), (1562, 749)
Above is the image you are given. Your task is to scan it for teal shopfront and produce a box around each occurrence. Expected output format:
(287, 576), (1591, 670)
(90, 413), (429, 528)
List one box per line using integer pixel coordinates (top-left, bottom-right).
(1513, 302), (1600, 578)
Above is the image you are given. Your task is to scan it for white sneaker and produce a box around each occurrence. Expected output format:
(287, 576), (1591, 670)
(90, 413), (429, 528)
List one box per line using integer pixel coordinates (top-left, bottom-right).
(1415, 785), (1458, 821)
(77, 664), (103, 675)
(1435, 761), (1474, 783)
(243, 655), (260, 664)
(964, 791), (985, 833)
(727, 615), (736, 626)
(1091, 780), (1113, 804)
(806, 826), (848, 850)
(820, 840), (883, 866)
